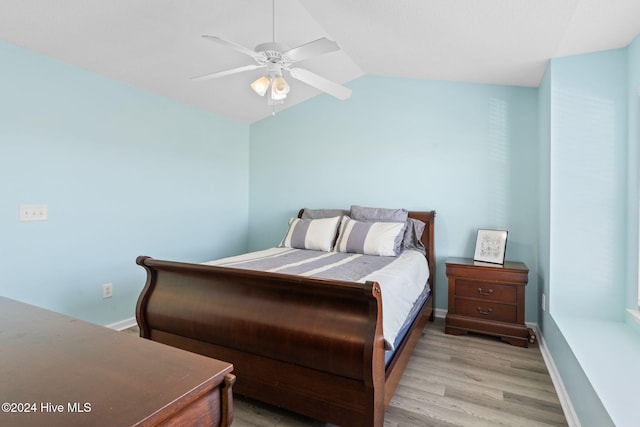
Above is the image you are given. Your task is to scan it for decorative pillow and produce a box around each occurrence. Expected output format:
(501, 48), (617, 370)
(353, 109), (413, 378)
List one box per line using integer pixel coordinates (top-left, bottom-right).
(334, 216), (405, 256)
(402, 218), (426, 254)
(279, 216), (341, 252)
(301, 208), (349, 220)
(350, 205), (408, 254)
(350, 205), (409, 223)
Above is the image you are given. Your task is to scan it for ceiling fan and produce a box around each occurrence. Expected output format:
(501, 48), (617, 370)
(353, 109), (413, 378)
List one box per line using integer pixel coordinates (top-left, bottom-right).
(191, 0), (351, 105)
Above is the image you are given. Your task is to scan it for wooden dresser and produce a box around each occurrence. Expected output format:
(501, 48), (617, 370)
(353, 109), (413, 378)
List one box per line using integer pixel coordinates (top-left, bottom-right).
(445, 257), (529, 347)
(0, 297), (235, 427)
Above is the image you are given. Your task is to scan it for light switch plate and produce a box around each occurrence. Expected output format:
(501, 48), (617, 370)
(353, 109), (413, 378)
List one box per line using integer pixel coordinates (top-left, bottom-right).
(19, 204), (48, 221)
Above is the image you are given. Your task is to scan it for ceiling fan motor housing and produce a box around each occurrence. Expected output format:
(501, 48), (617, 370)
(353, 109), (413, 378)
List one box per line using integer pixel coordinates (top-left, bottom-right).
(255, 42), (291, 64)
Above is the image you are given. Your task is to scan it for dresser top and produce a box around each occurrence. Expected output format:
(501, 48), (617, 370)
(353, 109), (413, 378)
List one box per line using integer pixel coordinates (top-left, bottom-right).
(0, 297), (233, 426)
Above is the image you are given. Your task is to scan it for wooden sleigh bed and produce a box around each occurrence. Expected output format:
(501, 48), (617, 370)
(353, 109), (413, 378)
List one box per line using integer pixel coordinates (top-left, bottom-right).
(136, 209), (435, 427)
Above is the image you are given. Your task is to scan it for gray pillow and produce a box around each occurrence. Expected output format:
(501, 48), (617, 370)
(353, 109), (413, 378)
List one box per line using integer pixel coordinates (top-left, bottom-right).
(402, 218), (426, 255)
(301, 208), (349, 219)
(350, 205), (409, 222)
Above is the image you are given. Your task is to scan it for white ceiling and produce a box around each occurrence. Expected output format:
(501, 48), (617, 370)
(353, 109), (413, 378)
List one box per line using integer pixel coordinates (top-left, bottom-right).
(1, 0), (639, 124)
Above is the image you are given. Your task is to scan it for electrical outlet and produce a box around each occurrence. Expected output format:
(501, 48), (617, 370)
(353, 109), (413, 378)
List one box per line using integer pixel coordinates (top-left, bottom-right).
(102, 283), (113, 299)
(542, 293), (546, 311)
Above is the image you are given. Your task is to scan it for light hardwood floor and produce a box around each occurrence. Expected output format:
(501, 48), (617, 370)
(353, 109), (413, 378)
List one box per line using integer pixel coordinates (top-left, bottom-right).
(125, 317), (567, 426)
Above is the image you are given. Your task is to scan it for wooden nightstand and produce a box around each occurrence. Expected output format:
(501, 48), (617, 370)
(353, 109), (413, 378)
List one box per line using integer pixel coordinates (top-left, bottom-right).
(445, 257), (529, 347)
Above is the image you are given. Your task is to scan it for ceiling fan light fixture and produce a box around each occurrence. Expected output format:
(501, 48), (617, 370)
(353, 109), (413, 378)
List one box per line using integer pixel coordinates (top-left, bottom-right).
(250, 76), (270, 96)
(271, 75), (290, 100)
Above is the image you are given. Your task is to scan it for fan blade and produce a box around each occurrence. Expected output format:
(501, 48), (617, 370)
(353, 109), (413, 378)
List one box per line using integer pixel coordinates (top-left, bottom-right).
(283, 38), (341, 62)
(202, 35), (264, 60)
(191, 64), (264, 81)
(288, 67), (352, 100)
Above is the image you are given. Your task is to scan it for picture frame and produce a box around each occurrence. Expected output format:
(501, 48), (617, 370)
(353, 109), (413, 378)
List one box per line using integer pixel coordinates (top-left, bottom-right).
(473, 229), (508, 264)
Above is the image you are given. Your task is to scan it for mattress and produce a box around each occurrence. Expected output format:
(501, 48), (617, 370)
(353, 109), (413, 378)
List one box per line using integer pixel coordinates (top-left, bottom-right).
(204, 247), (430, 350)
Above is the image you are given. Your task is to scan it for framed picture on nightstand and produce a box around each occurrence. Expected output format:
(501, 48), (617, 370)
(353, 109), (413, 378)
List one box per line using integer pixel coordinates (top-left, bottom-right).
(473, 229), (508, 264)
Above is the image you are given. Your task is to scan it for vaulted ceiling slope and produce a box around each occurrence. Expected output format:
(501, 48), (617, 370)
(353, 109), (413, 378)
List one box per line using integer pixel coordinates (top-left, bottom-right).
(1, 0), (639, 124)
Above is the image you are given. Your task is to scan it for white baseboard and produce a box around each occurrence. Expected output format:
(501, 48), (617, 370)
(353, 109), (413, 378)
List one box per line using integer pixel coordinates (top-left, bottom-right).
(527, 322), (580, 427)
(435, 310), (579, 427)
(106, 316), (137, 331)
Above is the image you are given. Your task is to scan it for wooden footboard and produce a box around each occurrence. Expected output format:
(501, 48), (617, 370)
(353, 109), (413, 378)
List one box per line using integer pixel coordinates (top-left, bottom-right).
(136, 257), (386, 427)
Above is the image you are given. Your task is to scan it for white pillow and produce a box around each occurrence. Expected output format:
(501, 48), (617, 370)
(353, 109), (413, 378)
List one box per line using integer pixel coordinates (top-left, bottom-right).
(279, 216), (341, 252)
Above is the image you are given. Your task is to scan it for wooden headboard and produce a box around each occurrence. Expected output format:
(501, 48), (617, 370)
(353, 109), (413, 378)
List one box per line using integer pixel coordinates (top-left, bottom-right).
(408, 210), (436, 298)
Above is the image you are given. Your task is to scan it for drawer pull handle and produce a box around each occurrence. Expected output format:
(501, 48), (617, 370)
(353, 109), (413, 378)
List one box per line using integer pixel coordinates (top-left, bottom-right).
(477, 287), (494, 296)
(477, 307), (493, 316)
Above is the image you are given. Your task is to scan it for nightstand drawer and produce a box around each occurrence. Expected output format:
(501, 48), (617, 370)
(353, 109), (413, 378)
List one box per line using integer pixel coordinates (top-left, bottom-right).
(455, 280), (517, 303)
(455, 298), (517, 323)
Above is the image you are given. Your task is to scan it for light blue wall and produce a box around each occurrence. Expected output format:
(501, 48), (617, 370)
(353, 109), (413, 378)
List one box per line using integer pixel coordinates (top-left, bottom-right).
(249, 76), (539, 320)
(538, 41), (640, 427)
(538, 66), (551, 329)
(549, 48), (628, 320)
(538, 62), (615, 427)
(627, 34), (640, 320)
(0, 41), (250, 325)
